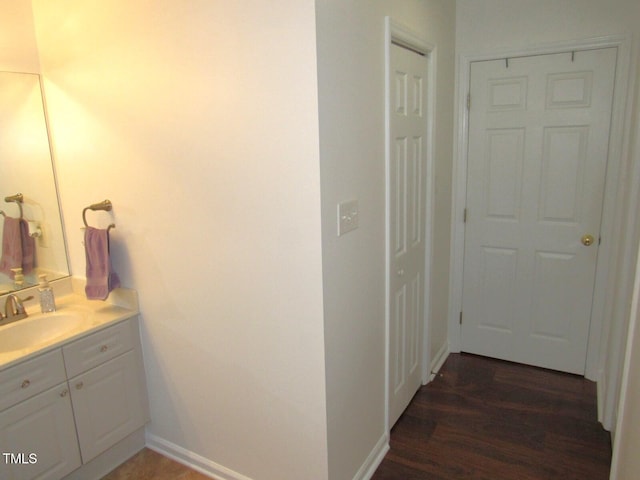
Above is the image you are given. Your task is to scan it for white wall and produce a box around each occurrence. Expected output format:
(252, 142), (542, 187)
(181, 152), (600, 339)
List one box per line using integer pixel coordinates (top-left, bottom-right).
(611, 64), (640, 478)
(456, 0), (638, 52)
(611, 278), (640, 478)
(31, 2), (329, 479)
(0, 0), (39, 72)
(315, 1), (455, 478)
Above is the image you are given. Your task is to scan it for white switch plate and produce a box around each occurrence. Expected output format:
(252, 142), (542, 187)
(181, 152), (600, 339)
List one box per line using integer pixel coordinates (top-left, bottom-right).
(337, 200), (359, 236)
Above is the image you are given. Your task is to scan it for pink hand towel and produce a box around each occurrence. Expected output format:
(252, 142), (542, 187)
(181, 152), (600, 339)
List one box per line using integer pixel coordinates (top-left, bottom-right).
(0, 216), (35, 277)
(84, 227), (121, 300)
(19, 219), (34, 274)
(0, 216), (21, 276)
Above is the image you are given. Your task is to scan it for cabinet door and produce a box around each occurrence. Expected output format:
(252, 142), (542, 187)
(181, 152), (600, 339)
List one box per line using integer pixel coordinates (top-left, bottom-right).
(0, 384), (81, 480)
(69, 351), (146, 463)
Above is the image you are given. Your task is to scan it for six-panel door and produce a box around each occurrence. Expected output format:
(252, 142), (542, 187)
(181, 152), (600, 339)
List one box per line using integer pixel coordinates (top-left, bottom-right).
(462, 48), (617, 374)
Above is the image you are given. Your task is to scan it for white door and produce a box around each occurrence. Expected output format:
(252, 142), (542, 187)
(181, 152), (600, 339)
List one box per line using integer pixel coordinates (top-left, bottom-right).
(462, 48), (617, 374)
(388, 43), (428, 426)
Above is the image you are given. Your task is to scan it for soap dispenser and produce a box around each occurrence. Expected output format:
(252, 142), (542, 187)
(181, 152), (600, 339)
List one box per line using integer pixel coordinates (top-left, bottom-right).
(11, 268), (23, 288)
(38, 274), (56, 313)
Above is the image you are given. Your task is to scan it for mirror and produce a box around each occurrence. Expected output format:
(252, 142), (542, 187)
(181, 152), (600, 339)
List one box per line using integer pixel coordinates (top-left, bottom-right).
(0, 71), (69, 294)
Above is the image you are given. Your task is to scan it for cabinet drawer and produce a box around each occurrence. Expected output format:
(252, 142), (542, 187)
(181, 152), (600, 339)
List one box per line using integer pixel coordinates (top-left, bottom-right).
(63, 320), (134, 378)
(0, 349), (66, 411)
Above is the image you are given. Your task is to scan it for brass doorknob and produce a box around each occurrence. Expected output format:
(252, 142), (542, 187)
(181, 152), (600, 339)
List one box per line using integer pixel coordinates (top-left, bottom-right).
(581, 234), (595, 246)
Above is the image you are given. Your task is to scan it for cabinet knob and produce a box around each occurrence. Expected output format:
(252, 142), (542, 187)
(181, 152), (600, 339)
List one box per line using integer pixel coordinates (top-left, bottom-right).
(60, 389), (68, 397)
(75, 381), (84, 390)
(100, 345), (109, 352)
(21, 379), (30, 389)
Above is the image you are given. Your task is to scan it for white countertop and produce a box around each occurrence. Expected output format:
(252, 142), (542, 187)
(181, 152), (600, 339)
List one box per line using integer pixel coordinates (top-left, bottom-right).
(0, 278), (139, 370)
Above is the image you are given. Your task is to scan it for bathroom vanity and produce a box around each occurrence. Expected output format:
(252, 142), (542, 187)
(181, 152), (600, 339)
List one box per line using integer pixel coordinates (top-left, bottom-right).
(0, 279), (149, 480)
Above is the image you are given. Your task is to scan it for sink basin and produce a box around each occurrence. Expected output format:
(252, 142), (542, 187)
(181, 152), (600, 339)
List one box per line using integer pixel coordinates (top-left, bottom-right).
(0, 311), (87, 353)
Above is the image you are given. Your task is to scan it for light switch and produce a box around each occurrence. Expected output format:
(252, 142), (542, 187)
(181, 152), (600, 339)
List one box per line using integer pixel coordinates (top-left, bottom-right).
(337, 200), (359, 236)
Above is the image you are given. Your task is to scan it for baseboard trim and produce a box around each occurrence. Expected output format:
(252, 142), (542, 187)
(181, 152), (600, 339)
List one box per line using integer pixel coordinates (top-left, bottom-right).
(597, 369), (605, 427)
(352, 433), (390, 480)
(428, 341), (450, 382)
(146, 433), (253, 480)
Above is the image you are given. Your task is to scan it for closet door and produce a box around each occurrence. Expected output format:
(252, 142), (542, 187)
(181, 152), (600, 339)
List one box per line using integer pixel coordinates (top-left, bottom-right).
(388, 42), (429, 426)
(461, 48), (616, 374)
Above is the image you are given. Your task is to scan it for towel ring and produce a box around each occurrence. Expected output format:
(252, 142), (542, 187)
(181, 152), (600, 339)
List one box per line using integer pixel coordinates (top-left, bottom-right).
(83, 199), (115, 232)
(0, 193), (24, 219)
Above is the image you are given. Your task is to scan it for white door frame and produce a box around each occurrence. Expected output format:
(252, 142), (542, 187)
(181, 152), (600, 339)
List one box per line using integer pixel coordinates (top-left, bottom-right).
(384, 17), (436, 434)
(449, 35), (633, 382)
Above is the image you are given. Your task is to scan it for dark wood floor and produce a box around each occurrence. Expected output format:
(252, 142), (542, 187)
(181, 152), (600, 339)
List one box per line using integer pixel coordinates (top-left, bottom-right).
(372, 353), (612, 480)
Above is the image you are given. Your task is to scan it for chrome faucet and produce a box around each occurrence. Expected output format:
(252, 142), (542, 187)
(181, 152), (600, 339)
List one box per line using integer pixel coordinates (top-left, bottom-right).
(0, 294), (34, 326)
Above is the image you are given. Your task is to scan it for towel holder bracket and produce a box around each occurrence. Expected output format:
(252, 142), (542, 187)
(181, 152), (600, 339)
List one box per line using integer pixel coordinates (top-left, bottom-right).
(0, 193), (24, 219)
(83, 199), (115, 232)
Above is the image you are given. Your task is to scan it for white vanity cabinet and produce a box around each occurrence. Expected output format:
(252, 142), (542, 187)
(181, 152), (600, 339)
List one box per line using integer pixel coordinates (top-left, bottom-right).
(63, 319), (148, 464)
(0, 316), (148, 480)
(0, 351), (81, 480)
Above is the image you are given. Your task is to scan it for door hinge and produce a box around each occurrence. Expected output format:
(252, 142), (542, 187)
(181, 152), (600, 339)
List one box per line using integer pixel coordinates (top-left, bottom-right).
(599, 236), (602, 246)
(459, 311), (463, 325)
(463, 208), (467, 223)
(466, 93), (471, 110)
